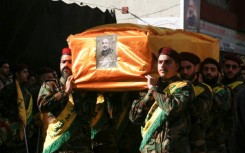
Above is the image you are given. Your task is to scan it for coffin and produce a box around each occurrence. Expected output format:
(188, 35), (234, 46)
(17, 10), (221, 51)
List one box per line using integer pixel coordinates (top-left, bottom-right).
(67, 23), (219, 91)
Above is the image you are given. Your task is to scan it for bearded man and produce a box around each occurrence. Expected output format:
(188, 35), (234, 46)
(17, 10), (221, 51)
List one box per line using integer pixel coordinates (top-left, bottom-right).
(38, 48), (97, 153)
(199, 58), (231, 153)
(179, 52), (213, 153)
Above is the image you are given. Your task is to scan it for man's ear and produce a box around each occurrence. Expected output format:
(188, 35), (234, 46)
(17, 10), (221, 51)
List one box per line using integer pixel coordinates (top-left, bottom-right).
(194, 64), (199, 73)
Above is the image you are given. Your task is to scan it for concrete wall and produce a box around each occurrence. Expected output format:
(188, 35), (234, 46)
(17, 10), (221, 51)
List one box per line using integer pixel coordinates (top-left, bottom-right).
(62, 0), (181, 28)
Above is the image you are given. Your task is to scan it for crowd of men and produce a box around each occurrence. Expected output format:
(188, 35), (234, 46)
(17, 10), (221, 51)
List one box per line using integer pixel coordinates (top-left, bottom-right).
(0, 47), (245, 153)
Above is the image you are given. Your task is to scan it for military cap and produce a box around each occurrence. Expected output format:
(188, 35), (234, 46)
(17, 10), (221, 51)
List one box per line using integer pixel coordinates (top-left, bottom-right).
(158, 47), (181, 64)
(200, 57), (221, 72)
(179, 52), (200, 65)
(62, 47), (71, 55)
(223, 53), (243, 65)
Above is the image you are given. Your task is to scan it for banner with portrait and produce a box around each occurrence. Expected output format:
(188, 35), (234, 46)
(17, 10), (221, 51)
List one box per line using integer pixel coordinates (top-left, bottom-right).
(184, 0), (200, 32)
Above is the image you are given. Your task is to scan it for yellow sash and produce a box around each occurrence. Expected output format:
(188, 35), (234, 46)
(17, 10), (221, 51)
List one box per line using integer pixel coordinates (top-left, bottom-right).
(43, 95), (77, 153)
(16, 80), (33, 140)
(140, 81), (188, 150)
(90, 93), (105, 128)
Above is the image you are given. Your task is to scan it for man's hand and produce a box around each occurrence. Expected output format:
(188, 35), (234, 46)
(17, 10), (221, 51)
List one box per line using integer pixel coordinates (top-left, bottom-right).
(145, 74), (157, 89)
(65, 75), (74, 95)
(198, 73), (203, 83)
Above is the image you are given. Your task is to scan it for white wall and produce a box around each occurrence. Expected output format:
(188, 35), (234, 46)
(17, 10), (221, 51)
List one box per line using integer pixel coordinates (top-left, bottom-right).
(61, 0), (182, 28)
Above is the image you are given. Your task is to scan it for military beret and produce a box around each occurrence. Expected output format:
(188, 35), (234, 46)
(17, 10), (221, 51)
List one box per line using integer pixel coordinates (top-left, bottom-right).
(158, 47), (180, 64)
(179, 52), (200, 65)
(62, 47), (71, 55)
(200, 57), (221, 72)
(223, 53), (243, 65)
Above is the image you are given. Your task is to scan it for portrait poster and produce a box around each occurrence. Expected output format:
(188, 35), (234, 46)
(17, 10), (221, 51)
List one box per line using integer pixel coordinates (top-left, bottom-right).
(96, 35), (118, 69)
(184, 0), (200, 32)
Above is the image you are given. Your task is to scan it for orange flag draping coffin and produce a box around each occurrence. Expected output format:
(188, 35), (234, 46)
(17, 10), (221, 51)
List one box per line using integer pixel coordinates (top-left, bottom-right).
(67, 23), (219, 91)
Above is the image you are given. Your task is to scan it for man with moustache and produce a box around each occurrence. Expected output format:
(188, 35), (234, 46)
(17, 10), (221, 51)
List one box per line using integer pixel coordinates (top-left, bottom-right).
(186, 0), (197, 27)
(129, 47), (195, 153)
(38, 48), (97, 153)
(98, 38), (117, 69)
(199, 58), (231, 153)
(179, 52), (213, 153)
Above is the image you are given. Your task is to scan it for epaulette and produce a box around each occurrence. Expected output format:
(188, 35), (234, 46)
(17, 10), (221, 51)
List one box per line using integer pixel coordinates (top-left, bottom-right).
(228, 81), (244, 90)
(165, 81), (188, 95)
(213, 85), (226, 94)
(194, 83), (212, 97)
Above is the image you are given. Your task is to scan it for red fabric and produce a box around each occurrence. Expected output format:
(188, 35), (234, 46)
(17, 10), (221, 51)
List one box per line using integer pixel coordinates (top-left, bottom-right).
(158, 47), (181, 64)
(62, 47), (71, 55)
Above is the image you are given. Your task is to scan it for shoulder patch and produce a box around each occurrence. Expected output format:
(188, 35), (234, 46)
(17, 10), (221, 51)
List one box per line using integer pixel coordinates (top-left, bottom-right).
(166, 81), (188, 94)
(194, 85), (205, 97)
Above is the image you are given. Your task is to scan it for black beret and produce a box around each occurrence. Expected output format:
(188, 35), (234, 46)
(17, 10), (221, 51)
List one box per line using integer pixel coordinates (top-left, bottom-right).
(223, 53), (243, 65)
(158, 47), (181, 64)
(200, 57), (221, 72)
(179, 52), (200, 65)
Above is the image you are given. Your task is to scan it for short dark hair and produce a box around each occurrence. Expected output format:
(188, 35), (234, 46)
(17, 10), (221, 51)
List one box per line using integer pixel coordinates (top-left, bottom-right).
(13, 63), (28, 73)
(0, 59), (9, 67)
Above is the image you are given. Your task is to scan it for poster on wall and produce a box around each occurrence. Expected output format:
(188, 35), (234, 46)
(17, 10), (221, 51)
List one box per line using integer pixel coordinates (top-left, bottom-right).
(96, 35), (118, 69)
(184, 0), (200, 32)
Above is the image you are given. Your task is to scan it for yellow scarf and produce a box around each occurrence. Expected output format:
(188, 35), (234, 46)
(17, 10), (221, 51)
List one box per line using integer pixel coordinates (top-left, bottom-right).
(16, 80), (33, 140)
(140, 81), (188, 150)
(43, 95), (77, 153)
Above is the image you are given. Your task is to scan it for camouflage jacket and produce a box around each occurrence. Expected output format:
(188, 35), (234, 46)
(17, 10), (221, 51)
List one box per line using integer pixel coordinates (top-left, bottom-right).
(205, 83), (231, 151)
(229, 86), (245, 153)
(38, 77), (97, 152)
(225, 81), (244, 132)
(189, 80), (213, 153)
(129, 76), (195, 153)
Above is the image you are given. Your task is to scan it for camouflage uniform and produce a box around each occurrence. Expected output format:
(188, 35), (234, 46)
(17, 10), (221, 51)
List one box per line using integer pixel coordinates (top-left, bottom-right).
(222, 80), (244, 152)
(189, 80), (213, 153)
(0, 81), (36, 153)
(38, 77), (97, 153)
(91, 91), (141, 153)
(91, 92), (119, 153)
(229, 86), (245, 153)
(205, 83), (231, 153)
(116, 92), (141, 153)
(129, 76), (195, 153)
(223, 80), (244, 127)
